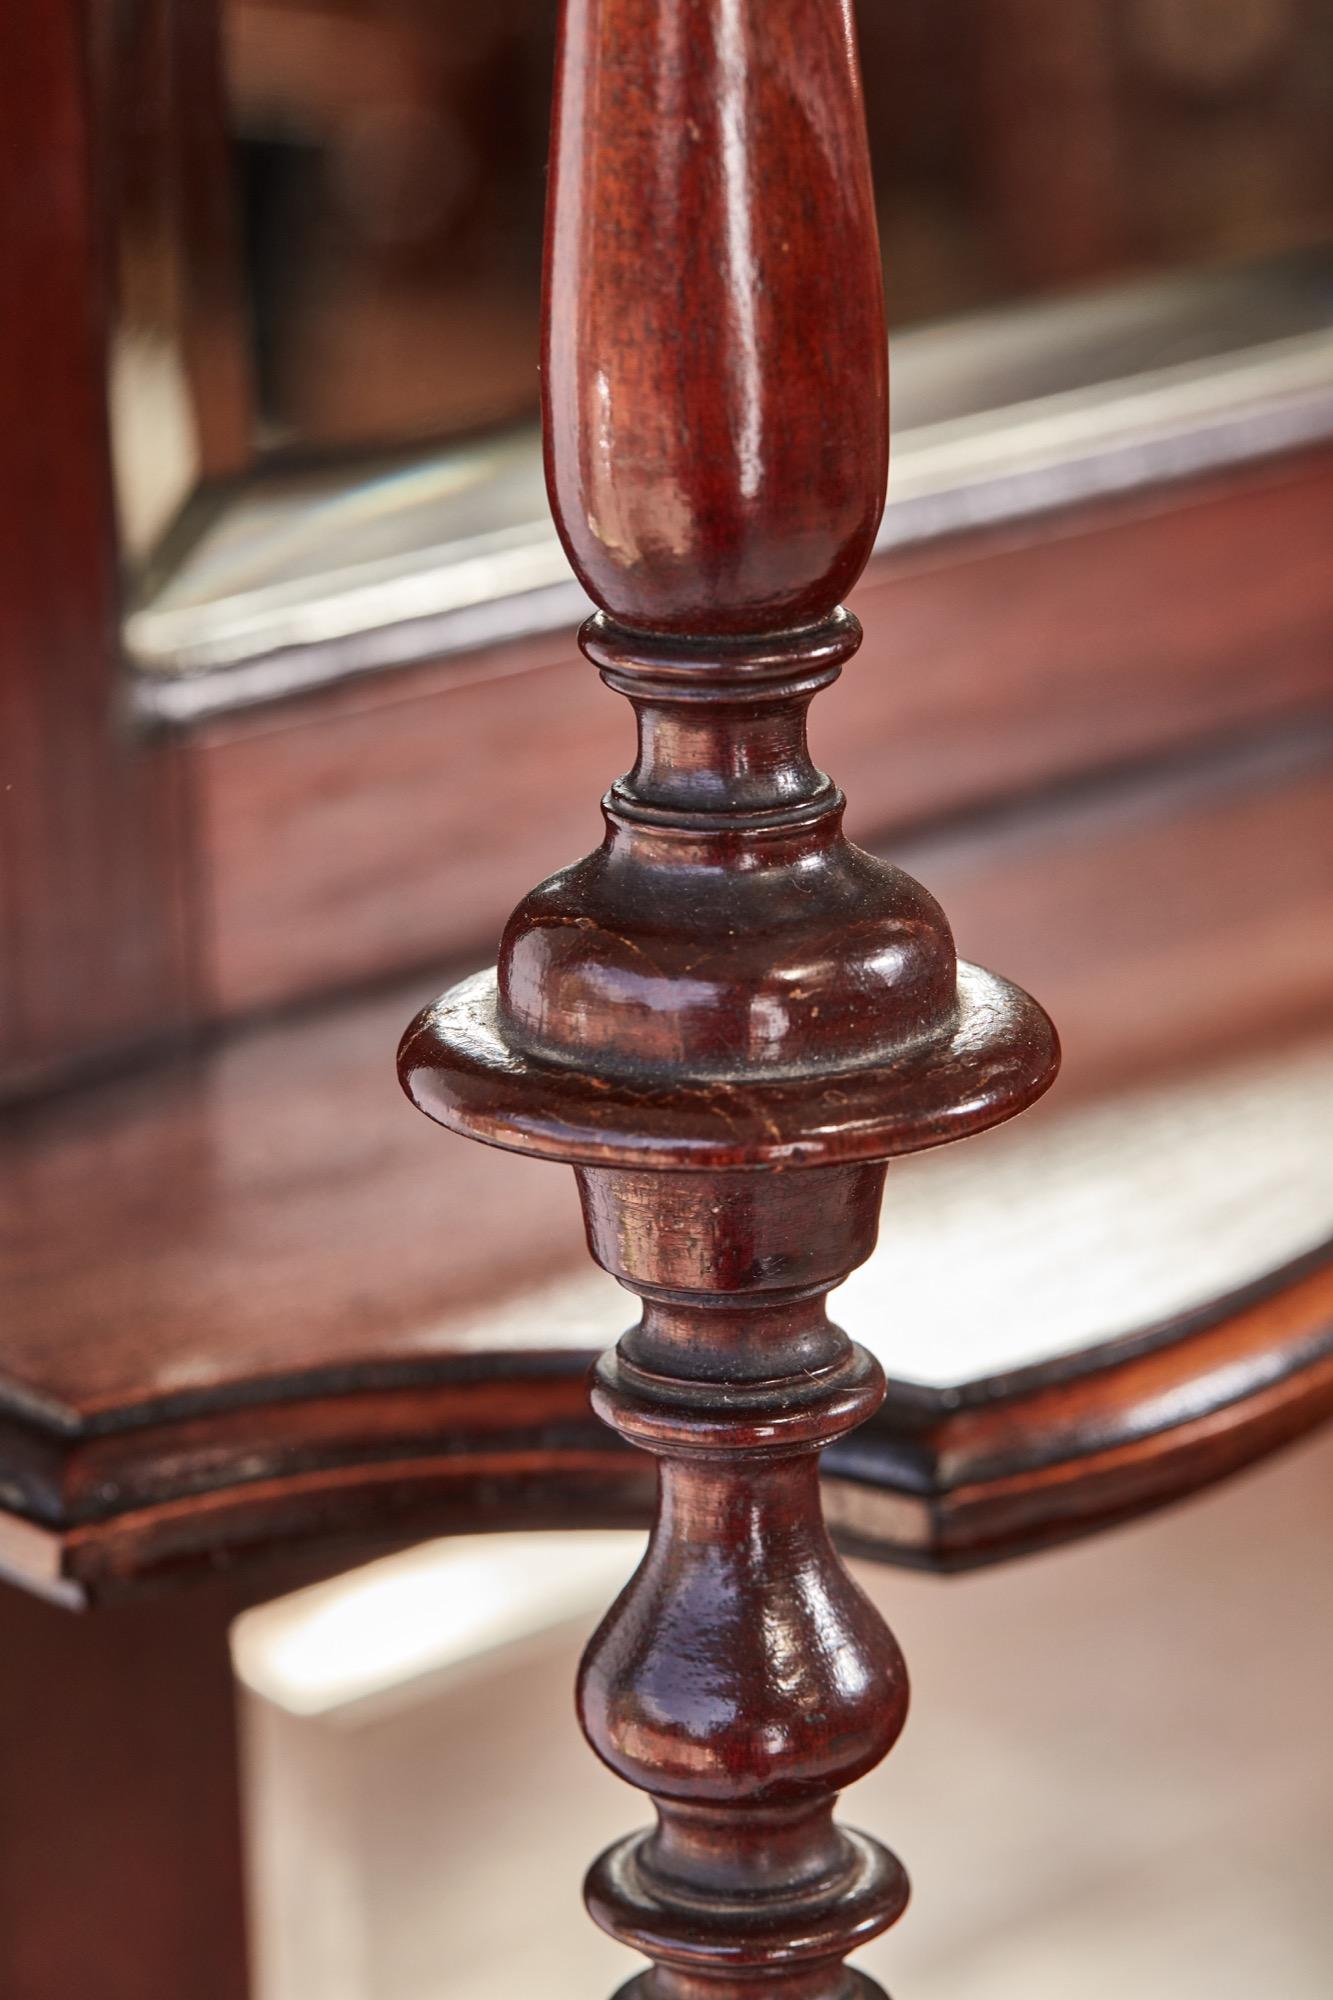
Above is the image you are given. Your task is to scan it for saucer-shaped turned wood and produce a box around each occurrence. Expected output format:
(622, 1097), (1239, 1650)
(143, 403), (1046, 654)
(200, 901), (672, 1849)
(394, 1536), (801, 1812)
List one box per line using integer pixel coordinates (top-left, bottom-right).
(496, 823), (962, 1085)
(399, 959), (1059, 1171)
(496, 612), (965, 1085)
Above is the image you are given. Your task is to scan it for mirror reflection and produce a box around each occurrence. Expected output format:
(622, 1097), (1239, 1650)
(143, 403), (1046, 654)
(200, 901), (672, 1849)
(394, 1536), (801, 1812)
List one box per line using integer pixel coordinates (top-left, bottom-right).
(108, 1), (1333, 494)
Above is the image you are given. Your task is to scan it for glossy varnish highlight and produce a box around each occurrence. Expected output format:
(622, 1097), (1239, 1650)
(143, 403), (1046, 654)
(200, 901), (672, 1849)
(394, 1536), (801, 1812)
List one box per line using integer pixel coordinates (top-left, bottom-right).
(402, 0), (1057, 1992)
(575, 1162), (911, 1996)
(542, 0), (888, 635)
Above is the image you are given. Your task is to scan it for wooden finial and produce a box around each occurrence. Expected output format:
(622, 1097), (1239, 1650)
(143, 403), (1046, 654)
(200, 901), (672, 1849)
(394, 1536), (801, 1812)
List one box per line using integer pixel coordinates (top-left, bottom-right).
(401, 1), (1058, 1993)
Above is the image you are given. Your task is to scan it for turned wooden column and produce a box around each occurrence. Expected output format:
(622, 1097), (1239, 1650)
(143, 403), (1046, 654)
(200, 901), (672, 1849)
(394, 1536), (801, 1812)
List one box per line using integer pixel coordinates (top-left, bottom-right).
(401, 2), (1058, 1993)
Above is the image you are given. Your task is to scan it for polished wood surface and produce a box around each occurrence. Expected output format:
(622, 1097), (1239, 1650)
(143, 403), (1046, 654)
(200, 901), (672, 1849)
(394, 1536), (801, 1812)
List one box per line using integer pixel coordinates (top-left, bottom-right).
(577, 1175), (912, 1999)
(400, 0), (1052, 1988)
(0, 982), (1329, 1602)
(542, 0), (886, 636)
(5, 742), (1331, 1434)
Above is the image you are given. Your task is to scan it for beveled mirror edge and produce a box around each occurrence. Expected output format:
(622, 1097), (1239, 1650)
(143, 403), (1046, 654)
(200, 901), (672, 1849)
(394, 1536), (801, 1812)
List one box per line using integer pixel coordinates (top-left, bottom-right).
(125, 247), (1333, 722)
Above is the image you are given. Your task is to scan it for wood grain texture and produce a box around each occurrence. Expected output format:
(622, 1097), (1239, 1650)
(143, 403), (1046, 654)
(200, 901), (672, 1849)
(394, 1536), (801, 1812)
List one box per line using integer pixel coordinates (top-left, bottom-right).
(574, 1169), (911, 1999)
(404, 957), (1056, 1171)
(190, 448), (1333, 1020)
(402, 0), (1049, 1966)
(541, 0), (887, 635)
(0, 0), (191, 1094)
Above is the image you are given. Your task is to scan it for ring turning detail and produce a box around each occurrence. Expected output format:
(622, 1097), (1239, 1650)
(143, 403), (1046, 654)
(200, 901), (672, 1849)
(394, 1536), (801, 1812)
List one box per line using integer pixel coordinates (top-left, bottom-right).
(400, 1), (1059, 1992)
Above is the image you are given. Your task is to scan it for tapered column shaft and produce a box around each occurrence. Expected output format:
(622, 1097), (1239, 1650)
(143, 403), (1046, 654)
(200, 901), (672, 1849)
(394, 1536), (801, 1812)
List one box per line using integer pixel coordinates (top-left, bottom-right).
(399, 0), (1059, 1990)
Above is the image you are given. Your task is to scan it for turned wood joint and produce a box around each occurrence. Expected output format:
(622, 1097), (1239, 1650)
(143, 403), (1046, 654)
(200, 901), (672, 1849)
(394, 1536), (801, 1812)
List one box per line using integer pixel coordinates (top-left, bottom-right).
(498, 611), (962, 1088)
(400, 2), (1058, 1994)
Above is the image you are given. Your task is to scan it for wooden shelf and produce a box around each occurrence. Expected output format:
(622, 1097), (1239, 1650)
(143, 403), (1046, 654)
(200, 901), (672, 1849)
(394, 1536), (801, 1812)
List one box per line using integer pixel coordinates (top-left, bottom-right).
(3, 774), (1330, 1601)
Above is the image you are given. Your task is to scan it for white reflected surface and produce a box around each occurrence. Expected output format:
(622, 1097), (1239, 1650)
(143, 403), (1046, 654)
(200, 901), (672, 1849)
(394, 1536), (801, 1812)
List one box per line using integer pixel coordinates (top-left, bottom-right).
(233, 1531), (638, 1719)
(837, 1034), (1333, 1384)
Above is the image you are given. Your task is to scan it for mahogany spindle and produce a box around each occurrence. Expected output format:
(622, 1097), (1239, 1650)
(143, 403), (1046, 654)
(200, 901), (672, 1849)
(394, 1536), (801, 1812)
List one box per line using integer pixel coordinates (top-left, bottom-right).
(400, 2), (1059, 1992)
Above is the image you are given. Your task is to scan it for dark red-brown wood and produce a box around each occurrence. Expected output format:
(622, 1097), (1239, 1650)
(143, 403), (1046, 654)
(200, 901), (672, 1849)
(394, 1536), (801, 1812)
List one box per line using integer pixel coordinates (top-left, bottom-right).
(399, 3), (1059, 1990)
(0, 0), (191, 1097)
(541, 0), (887, 637)
(0, 1579), (250, 2000)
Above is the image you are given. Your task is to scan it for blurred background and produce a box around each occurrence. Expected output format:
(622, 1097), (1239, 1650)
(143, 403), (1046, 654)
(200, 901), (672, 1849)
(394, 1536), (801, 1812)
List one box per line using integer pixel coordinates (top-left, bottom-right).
(2, 3), (1332, 1998)
(113, 0), (1333, 470)
(233, 1435), (1333, 2000)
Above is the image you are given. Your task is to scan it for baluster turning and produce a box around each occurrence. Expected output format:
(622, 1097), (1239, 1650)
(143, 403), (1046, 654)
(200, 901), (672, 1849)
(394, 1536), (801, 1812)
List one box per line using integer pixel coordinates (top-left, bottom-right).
(400, 1), (1059, 1993)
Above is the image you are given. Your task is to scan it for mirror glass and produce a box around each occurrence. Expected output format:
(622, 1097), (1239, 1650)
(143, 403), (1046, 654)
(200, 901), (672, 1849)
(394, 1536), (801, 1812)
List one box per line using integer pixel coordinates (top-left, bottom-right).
(102, 1), (1333, 683)
(221, 0), (1333, 454)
